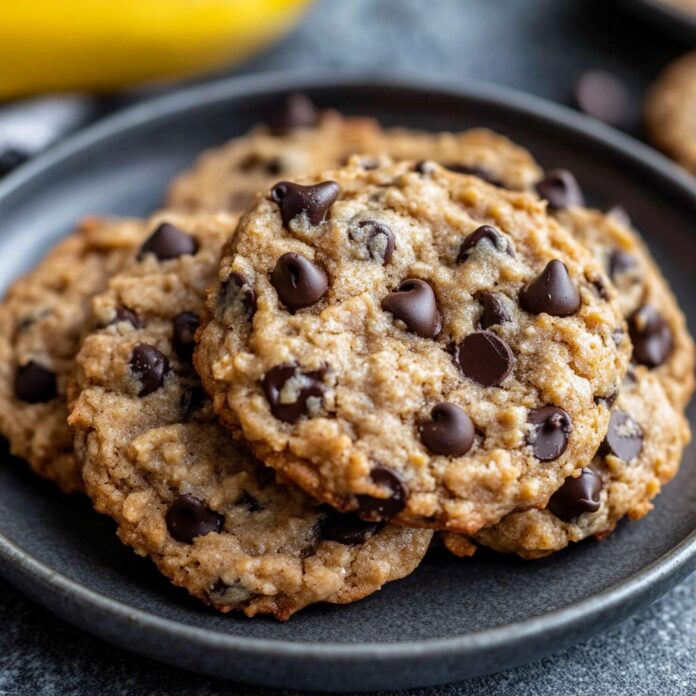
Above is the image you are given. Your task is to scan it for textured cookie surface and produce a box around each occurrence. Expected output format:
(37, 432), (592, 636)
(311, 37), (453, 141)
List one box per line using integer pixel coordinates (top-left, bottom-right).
(0, 217), (146, 492)
(166, 111), (542, 213)
(69, 212), (431, 619)
(645, 51), (696, 174)
(195, 158), (630, 534)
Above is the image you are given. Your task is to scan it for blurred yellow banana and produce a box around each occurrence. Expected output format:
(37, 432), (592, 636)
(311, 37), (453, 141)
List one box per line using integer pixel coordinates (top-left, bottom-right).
(1, 0), (312, 98)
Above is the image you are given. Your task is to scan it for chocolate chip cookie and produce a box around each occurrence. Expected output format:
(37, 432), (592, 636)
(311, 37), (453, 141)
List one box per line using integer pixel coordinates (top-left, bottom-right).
(443, 366), (691, 559)
(0, 216), (146, 492)
(195, 158), (631, 534)
(69, 211), (432, 619)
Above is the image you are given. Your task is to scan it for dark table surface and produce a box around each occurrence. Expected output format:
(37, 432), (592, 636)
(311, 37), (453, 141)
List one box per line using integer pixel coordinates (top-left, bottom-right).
(1, 1), (695, 694)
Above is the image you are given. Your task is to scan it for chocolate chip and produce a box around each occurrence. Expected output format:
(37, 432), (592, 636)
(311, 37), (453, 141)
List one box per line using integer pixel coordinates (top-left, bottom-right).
(271, 252), (328, 310)
(594, 391), (618, 408)
(319, 507), (381, 544)
(600, 410), (643, 461)
(591, 276), (610, 300)
(528, 406), (572, 461)
(520, 260), (581, 316)
(608, 249), (636, 280)
(172, 312), (199, 362)
(262, 364), (326, 423)
(349, 220), (395, 264)
(628, 305), (673, 367)
(455, 331), (514, 387)
(419, 402), (475, 456)
(165, 494), (224, 544)
(14, 361), (57, 403)
(382, 278), (441, 338)
(270, 180), (340, 227)
(110, 307), (142, 328)
(267, 93), (319, 135)
(235, 491), (263, 513)
(535, 169), (585, 209)
(547, 468), (602, 522)
(180, 385), (209, 420)
(475, 291), (511, 329)
(356, 467), (408, 521)
(457, 225), (513, 262)
(218, 272), (256, 320)
(574, 70), (629, 127)
(130, 344), (169, 396)
(137, 223), (198, 261)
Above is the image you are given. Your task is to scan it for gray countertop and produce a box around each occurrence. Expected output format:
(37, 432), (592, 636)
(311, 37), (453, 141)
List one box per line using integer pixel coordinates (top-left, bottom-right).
(1, 1), (694, 693)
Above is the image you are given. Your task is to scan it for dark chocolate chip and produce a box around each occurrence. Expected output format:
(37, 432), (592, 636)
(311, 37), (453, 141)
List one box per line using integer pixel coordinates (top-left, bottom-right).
(381, 278), (441, 338)
(262, 364), (326, 423)
(14, 361), (57, 403)
(219, 272), (257, 320)
(130, 343), (169, 396)
(235, 491), (263, 513)
(535, 169), (585, 209)
(528, 406), (573, 461)
(349, 219), (395, 264)
(137, 222), (198, 261)
(457, 225), (513, 262)
(574, 70), (629, 127)
(628, 305), (673, 368)
(172, 312), (199, 362)
(475, 291), (511, 329)
(356, 467), (408, 521)
(180, 385), (209, 420)
(319, 507), (381, 544)
(419, 402), (475, 456)
(110, 306), (142, 329)
(520, 260), (581, 316)
(271, 252), (328, 310)
(165, 494), (224, 544)
(600, 410), (643, 461)
(608, 249), (636, 280)
(594, 391), (618, 408)
(547, 467), (602, 522)
(455, 331), (515, 387)
(270, 180), (340, 227)
(267, 93), (319, 135)
(591, 276), (610, 300)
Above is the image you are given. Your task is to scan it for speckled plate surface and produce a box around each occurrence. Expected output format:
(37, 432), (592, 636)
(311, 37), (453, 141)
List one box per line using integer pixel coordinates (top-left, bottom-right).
(0, 74), (694, 692)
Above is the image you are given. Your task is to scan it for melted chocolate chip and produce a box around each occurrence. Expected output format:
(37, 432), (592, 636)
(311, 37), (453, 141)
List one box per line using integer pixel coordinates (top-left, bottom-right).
(600, 410), (643, 461)
(172, 312), (199, 362)
(129, 344), (169, 396)
(262, 364), (326, 423)
(608, 249), (636, 280)
(165, 494), (224, 544)
(110, 307), (142, 328)
(520, 260), (581, 316)
(356, 467), (408, 521)
(535, 169), (585, 209)
(547, 468), (602, 522)
(457, 225), (513, 262)
(14, 361), (57, 403)
(218, 272), (256, 320)
(349, 219), (395, 264)
(419, 402), (475, 456)
(628, 305), (673, 368)
(271, 252), (328, 310)
(267, 93), (320, 135)
(137, 222), (198, 261)
(475, 291), (511, 329)
(320, 507), (381, 544)
(528, 406), (572, 461)
(180, 385), (209, 420)
(381, 278), (441, 338)
(271, 180), (340, 227)
(455, 331), (515, 387)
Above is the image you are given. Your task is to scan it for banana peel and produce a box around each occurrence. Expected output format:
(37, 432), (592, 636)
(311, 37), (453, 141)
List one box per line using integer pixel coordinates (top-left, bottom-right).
(1, 0), (312, 99)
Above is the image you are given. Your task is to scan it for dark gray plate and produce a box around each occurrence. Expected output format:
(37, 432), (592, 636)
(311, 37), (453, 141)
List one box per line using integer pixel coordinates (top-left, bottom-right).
(0, 74), (694, 692)
(617, 0), (696, 42)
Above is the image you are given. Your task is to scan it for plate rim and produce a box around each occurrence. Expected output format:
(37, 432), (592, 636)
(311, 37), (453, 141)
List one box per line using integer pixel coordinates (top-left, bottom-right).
(0, 70), (694, 664)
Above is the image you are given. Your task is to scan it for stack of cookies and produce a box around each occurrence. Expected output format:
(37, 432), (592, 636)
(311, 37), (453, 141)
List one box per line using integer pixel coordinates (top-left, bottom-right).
(1, 96), (693, 620)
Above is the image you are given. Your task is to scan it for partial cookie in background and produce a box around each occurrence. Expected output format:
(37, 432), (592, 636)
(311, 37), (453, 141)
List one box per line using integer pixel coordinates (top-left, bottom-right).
(0, 216), (146, 492)
(645, 51), (696, 175)
(195, 157), (630, 534)
(69, 211), (431, 619)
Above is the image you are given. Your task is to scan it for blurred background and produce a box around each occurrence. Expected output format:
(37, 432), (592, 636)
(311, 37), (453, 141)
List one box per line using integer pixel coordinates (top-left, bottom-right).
(1, 0), (695, 178)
